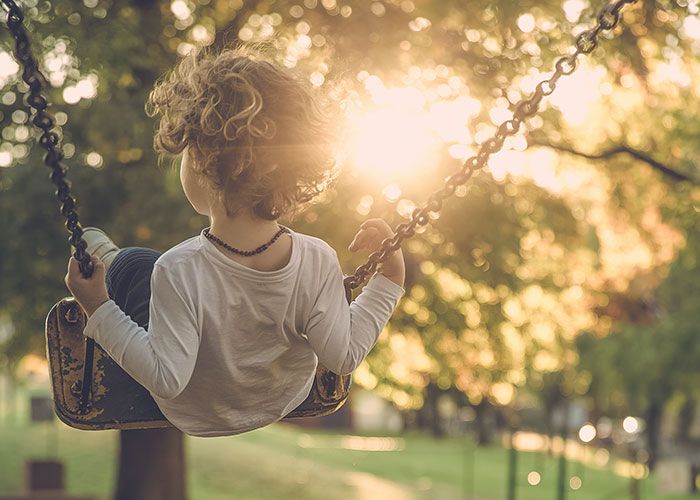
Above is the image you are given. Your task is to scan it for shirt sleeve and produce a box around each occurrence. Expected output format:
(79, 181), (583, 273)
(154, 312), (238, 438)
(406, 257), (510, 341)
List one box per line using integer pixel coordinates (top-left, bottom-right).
(304, 255), (404, 375)
(83, 264), (200, 400)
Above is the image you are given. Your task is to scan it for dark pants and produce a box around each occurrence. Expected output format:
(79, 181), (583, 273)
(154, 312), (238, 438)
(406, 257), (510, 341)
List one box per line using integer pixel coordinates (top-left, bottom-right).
(106, 247), (161, 329)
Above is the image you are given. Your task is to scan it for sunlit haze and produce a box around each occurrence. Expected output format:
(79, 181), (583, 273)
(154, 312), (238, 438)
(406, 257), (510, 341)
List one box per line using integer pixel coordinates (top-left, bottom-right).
(343, 64), (608, 194)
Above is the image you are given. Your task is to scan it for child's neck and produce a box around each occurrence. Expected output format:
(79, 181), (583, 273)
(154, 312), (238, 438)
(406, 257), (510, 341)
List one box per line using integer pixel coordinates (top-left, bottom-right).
(207, 209), (292, 271)
(209, 210), (281, 245)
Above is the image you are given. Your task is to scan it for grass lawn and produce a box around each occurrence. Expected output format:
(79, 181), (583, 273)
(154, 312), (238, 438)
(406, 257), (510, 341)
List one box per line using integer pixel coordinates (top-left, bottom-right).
(0, 419), (697, 500)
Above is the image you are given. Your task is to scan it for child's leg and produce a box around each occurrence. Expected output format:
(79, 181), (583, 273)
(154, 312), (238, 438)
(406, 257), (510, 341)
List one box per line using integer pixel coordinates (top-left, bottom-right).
(106, 248), (162, 329)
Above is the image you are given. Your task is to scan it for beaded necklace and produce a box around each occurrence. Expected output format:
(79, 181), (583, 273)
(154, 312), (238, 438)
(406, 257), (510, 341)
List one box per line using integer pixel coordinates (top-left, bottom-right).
(203, 226), (289, 257)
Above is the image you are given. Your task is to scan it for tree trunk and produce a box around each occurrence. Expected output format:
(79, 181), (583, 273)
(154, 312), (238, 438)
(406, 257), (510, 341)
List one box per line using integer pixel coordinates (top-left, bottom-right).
(428, 384), (444, 437)
(474, 400), (494, 446)
(416, 383), (444, 437)
(105, 3), (186, 498)
(544, 404), (555, 457)
(677, 397), (695, 445)
(115, 428), (186, 500)
(645, 402), (662, 471)
(506, 427), (517, 500)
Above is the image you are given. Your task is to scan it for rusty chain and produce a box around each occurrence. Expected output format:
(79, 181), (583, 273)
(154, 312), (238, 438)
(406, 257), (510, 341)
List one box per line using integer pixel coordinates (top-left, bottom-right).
(343, 0), (638, 290)
(1, 0), (638, 413)
(2, 0), (96, 414)
(1, 0), (93, 277)
(1, 0), (637, 289)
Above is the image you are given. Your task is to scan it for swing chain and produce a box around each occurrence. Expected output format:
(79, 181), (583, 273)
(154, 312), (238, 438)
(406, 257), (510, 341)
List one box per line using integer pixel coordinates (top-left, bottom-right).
(344, 0), (637, 291)
(2, 0), (94, 277)
(1, 0), (634, 286)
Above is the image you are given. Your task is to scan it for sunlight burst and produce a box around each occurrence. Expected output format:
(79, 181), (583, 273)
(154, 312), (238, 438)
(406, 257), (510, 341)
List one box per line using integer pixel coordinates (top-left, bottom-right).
(344, 82), (480, 183)
(346, 105), (438, 181)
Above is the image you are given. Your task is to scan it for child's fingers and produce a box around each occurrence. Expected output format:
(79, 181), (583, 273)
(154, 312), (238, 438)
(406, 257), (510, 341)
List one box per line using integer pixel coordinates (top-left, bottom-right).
(65, 257), (77, 286)
(360, 219), (393, 234)
(91, 255), (104, 270)
(349, 232), (363, 252)
(351, 219), (395, 252)
(349, 227), (381, 252)
(349, 229), (370, 252)
(66, 256), (81, 278)
(91, 256), (106, 278)
(66, 255), (105, 284)
(350, 227), (372, 251)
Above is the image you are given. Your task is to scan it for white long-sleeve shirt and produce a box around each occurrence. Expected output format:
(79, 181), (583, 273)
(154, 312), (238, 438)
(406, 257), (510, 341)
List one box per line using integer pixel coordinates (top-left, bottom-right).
(84, 228), (403, 436)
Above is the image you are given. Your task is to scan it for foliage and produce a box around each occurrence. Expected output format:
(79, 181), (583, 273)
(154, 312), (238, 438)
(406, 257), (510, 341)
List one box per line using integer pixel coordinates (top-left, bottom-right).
(0, 0), (699, 434)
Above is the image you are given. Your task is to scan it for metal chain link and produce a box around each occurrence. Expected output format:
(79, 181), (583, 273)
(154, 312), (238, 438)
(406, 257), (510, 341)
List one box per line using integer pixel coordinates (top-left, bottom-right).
(2, 0), (93, 277)
(0, 0), (638, 418)
(1, 0), (636, 286)
(343, 0), (638, 290)
(3, 0), (96, 414)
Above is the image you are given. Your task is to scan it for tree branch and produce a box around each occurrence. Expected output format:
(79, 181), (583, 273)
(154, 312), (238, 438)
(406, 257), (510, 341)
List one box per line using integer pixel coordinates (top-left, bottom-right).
(529, 138), (696, 183)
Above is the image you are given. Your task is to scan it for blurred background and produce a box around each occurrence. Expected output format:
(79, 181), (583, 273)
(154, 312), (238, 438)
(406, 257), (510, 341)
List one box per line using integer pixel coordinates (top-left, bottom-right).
(1, 0), (699, 499)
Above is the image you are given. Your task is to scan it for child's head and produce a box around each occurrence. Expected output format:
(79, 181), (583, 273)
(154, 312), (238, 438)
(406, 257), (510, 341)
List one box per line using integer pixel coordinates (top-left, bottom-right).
(147, 45), (338, 220)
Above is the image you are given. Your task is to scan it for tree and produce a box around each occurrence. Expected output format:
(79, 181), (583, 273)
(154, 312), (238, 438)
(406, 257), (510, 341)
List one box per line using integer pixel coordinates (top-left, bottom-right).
(2, 3), (194, 499)
(576, 190), (700, 468)
(2, 0), (699, 495)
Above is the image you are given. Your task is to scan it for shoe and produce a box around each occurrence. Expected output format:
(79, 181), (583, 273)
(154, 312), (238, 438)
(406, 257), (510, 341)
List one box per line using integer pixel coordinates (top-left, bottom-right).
(82, 227), (121, 270)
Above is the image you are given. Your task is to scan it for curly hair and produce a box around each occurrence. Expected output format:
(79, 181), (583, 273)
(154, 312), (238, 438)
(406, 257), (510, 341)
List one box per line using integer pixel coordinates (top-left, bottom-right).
(146, 45), (339, 220)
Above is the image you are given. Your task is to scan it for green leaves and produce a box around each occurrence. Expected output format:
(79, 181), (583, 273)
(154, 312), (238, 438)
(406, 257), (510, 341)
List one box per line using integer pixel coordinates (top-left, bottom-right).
(1, 1), (698, 427)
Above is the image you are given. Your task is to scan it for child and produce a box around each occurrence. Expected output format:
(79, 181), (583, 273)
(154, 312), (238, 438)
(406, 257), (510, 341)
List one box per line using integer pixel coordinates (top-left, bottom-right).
(65, 46), (405, 437)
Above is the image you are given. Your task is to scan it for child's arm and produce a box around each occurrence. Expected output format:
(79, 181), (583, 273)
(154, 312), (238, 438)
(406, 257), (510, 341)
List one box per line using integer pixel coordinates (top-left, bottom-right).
(304, 219), (405, 376)
(66, 258), (200, 400)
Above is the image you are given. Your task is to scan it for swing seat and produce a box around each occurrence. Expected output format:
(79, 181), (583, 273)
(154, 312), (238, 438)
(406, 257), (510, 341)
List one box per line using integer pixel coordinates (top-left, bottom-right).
(45, 298), (351, 430)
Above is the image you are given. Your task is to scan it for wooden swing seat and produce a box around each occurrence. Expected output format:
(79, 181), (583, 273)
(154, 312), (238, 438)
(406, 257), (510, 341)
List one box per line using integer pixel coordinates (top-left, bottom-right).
(46, 298), (351, 430)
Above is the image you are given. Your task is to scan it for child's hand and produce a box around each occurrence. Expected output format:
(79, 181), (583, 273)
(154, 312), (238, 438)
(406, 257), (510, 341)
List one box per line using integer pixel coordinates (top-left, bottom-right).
(65, 256), (110, 317)
(349, 219), (405, 287)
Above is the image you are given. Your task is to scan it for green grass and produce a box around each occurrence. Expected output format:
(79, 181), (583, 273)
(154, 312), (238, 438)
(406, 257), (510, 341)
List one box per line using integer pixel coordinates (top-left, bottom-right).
(0, 419), (696, 500)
